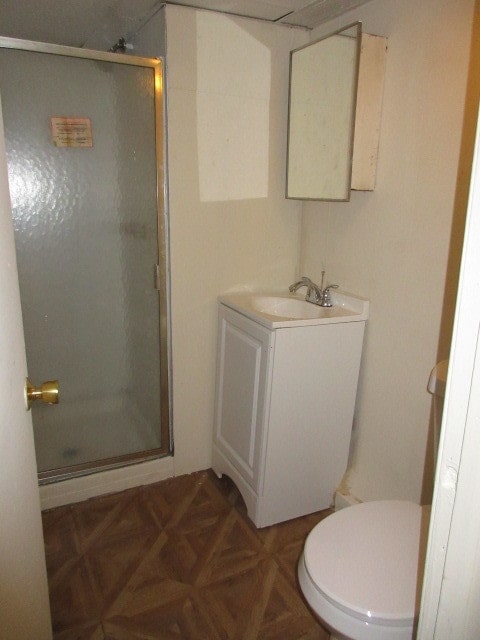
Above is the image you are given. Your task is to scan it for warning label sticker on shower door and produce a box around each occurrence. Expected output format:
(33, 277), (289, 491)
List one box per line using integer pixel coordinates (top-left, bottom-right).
(50, 117), (93, 148)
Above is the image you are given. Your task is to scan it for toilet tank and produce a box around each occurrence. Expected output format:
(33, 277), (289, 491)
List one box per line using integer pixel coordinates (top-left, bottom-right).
(428, 360), (448, 398)
(428, 360), (448, 464)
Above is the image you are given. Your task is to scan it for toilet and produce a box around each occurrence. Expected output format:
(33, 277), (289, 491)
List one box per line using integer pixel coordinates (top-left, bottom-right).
(298, 361), (447, 640)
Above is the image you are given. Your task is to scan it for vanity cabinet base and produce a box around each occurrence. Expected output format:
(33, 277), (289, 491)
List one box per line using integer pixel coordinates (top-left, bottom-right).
(212, 304), (366, 528)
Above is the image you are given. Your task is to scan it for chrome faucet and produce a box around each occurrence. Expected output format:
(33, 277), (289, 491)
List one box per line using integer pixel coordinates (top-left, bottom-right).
(289, 272), (339, 307)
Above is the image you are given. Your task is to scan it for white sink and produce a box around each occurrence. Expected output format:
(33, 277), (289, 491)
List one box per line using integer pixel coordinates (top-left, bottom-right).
(251, 296), (327, 319)
(219, 290), (369, 328)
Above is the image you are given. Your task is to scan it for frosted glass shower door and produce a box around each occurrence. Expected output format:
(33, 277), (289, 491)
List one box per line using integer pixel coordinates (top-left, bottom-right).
(0, 42), (169, 479)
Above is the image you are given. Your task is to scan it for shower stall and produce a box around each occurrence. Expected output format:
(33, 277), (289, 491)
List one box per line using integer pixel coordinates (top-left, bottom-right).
(0, 37), (171, 483)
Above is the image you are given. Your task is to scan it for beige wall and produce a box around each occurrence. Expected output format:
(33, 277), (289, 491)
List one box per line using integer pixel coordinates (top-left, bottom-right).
(164, 0), (478, 505)
(300, 0), (476, 503)
(165, 5), (306, 474)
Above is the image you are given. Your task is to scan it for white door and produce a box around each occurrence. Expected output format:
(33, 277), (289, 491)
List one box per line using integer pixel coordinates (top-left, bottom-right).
(0, 96), (52, 638)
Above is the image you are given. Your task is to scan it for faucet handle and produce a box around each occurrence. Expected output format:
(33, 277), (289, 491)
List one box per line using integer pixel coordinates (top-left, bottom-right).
(322, 284), (339, 307)
(324, 284), (339, 293)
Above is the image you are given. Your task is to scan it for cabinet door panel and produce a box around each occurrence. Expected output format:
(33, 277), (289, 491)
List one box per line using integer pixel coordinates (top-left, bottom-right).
(214, 308), (273, 490)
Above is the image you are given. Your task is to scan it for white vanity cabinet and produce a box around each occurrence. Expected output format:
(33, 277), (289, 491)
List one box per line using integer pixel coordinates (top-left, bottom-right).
(212, 295), (367, 527)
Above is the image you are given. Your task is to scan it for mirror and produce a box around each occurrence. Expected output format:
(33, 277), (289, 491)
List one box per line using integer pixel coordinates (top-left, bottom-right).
(286, 23), (362, 201)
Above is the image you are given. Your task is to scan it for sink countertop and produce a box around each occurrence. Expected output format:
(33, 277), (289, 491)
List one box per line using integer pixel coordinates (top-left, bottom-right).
(218, 291), (369, 329)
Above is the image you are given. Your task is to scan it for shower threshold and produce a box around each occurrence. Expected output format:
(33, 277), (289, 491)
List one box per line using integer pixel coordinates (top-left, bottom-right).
(35, 393), (170, 484)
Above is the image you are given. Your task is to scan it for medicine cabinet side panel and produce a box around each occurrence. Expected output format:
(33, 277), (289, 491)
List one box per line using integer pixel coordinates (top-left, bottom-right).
(351, 33), (387, 191)
(213, 307), (273, 492)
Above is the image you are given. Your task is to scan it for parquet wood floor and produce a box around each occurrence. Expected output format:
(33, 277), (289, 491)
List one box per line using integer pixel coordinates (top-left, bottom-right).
(42, 469), (332, 640)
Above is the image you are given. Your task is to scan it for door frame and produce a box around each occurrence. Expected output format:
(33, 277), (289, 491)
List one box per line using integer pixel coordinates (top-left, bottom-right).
(418, 105), (480, 637)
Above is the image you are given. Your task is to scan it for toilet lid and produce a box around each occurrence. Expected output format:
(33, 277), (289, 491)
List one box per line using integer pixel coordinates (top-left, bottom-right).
(303, 501), (428, 626)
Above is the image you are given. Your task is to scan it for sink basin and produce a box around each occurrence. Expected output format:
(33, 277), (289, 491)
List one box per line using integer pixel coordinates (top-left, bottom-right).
(251, 296), (329, 319)
(218, 291), (369, 329)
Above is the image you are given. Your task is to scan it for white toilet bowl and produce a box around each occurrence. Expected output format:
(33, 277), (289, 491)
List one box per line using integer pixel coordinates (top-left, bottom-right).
(298, 500), (429, 640)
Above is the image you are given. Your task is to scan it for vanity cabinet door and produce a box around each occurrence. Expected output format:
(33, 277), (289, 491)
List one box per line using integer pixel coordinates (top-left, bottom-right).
(213, 307), (274, 492)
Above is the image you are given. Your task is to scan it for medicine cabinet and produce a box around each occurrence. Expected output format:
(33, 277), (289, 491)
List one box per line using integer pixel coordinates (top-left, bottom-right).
(286, 23), (387, 201)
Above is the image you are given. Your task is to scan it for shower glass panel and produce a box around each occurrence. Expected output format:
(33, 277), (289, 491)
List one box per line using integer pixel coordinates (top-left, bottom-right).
(0, 39), (170, 481)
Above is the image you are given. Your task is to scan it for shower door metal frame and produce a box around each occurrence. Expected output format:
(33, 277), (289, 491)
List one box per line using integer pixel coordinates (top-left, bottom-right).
(0, 36), (172, 482)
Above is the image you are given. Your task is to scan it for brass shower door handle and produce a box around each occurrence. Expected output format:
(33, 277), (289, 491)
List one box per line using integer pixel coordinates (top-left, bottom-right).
(25, 378), (59, 410)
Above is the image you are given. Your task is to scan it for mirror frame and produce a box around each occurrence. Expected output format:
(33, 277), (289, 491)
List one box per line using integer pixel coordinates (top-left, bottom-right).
(286, 22), (362, 202)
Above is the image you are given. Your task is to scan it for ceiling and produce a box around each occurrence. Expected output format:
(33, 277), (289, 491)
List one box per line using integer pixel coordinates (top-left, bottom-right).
(0, 0), (372, 49)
